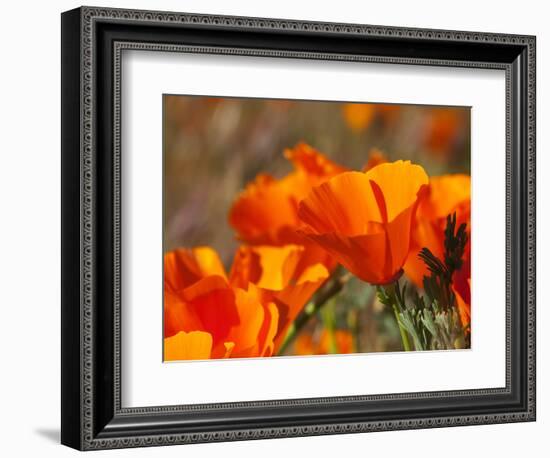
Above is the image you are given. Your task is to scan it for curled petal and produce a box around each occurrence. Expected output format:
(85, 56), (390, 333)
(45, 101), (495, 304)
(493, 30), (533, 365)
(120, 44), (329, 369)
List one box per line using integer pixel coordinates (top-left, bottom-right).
(164, 247), (227, 295)
(271, 261), (330, 346)
(258, 302), (280, 357)
(404, 175), (471, 287)
(223, 286), (280, 359)
(298, 162), (428, 284)
(179, 276), (240, 346)
(164, 290), (201, 338)
(417, 174), (471, 221)
(228, 173), (301, 245)
(164, 243), (327, 359)
(229, 143), (348, 246)
(226, 287), (267, 356)
(284, 142), (348, 178)
(226, 245), (329, 351)
(228, 246), (263, 290)
(365, 160), (429, 222)
(253, 245), (303, 291)
(298, 171), (384, 235)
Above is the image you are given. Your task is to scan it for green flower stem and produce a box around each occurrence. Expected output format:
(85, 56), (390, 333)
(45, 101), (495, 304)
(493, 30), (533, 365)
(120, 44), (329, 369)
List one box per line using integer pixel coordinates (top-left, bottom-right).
(392, 303), (412, 352)
(277, 271), (351, 356)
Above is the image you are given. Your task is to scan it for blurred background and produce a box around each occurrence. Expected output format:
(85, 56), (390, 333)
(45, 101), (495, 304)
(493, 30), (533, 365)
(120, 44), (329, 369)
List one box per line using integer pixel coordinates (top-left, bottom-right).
(164, 95), (470, 355)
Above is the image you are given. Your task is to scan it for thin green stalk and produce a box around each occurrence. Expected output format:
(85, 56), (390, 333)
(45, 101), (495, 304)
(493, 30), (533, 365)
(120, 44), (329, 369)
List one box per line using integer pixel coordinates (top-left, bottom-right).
(392, 303), (411, 351)
(277, 272), (351, 355)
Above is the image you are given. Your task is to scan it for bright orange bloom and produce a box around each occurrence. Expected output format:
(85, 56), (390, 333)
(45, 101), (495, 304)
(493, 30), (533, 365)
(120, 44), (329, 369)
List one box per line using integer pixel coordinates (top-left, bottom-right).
(164, 265), (278, 359)
(403, 174), (471, 287)
(229, 245), (330, 351)
(164, 244), (328, 361)
(294, 329), (354, 355)
(402, 174), (471, 326)
(164, 247), (228, 338)
(229, 142), (348, 246)
(298, 161), (429, 285)
(229, 143), (347, 272)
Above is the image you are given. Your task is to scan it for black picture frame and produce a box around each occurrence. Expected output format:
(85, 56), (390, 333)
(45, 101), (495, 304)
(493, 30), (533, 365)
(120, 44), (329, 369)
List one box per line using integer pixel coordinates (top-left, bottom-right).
(61, 6), (536, 450)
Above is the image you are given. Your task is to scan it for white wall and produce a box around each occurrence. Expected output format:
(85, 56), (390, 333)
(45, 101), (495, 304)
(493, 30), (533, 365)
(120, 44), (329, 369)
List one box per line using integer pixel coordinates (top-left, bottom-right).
(0, 0), (545, 456)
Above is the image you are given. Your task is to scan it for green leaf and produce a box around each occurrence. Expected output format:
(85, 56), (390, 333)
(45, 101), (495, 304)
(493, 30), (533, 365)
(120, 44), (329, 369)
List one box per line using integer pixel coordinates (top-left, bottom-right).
(378, 212), (471, 352)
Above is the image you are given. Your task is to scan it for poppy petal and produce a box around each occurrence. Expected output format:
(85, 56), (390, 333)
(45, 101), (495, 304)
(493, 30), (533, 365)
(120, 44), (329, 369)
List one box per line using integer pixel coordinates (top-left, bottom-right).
(298, 171), (384, 235)
(418, 174), (471, 221)
(164, 331), (213, 361)
(284, 142), (348, 177)
(164, 247), (227, 294)
(364, 160), (429, 222)
(257, 302), (280, 357)
(298, 162), (428, 284)
(180, 276), (240, 345)
(404, 174), (471, 287)
(229, 173), (300, 245)
(229, 143), (348, 246)
(228, 287), (267, 355)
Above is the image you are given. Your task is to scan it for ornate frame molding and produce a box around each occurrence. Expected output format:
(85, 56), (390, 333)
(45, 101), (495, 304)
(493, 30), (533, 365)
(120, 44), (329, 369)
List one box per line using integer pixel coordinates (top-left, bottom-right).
(61, 6), (536, 450)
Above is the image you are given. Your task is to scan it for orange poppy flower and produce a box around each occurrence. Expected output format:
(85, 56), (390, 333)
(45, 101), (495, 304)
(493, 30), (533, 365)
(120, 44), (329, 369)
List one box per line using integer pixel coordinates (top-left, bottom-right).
(229, 142), (348, 246)
(294, 329), (354, 355)
(403, 174), (471, 288)
(229, 143), (347, 272)
(164, 278), (279, 360)
(402, 174), (471, 326)
(228, 245), (330, 351)
(298, 160), (429, 285)
(164, 247), (228, 338)
(164, 244), (328, 361)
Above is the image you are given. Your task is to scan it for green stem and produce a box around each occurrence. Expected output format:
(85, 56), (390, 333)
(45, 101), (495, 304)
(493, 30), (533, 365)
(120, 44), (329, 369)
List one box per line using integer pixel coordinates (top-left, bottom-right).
(392, 303), (412, 352)
(277, 271), (351, 355)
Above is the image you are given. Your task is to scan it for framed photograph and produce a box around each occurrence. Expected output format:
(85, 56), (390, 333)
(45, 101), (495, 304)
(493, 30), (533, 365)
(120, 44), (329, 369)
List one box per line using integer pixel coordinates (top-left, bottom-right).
(61, 6), (536, 450)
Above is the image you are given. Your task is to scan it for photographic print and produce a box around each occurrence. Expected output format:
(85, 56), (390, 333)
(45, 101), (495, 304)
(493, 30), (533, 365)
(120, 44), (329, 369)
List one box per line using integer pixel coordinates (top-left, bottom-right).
(163, 96), (471, 362)
(61, 8), (536, 448)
